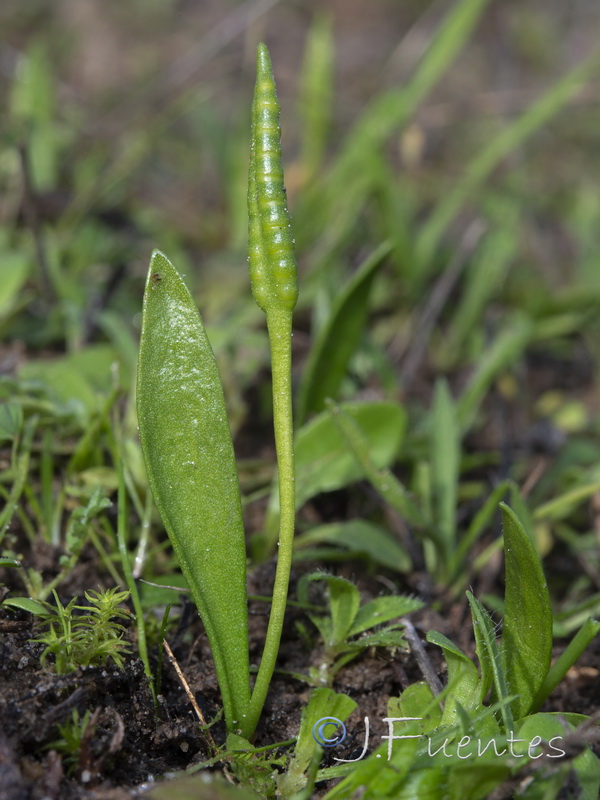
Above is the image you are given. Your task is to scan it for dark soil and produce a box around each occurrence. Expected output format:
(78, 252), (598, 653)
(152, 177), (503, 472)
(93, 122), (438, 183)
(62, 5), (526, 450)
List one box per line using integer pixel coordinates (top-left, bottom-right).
(1, 544), (599, 799)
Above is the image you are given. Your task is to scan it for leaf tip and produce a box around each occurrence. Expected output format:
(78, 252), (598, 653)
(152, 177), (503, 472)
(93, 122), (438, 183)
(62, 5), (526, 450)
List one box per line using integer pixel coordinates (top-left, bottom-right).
(256, 42), (273, 78)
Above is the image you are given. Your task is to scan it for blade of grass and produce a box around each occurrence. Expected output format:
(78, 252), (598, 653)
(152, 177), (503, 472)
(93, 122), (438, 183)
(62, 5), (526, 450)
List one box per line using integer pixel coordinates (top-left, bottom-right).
(415, 49), (600, 272)
(430, 379), (460, 567)
(298, 0), (491, 262)
(457, 314), (533, 432)
(298, 241), (391, 421)
(441, 221), (517, 367)
(467, 591), (513, 731)
(531, 618), (600, 713)
(449, 479), (512, 587)
(0, 415), (37, 545)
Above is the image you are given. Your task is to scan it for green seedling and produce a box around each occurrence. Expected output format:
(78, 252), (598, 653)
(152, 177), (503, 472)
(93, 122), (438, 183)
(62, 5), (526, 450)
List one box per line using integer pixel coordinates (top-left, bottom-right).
(297, 572), (423, 687)
(32, 587), (131, 674)
(427, 505), (598, 724)
(137, 44), (297, 741)
(322, 503), (600, 799)
(46, 709), (94, 776)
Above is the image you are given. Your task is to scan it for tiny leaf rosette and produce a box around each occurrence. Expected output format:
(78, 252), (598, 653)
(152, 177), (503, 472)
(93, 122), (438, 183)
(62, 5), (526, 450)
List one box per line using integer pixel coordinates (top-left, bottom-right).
(137, 250), (250, 729)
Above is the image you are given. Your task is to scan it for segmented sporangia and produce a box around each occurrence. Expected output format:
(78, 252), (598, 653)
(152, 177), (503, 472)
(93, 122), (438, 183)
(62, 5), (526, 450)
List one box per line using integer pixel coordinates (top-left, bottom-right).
(248, 42), (298, 314)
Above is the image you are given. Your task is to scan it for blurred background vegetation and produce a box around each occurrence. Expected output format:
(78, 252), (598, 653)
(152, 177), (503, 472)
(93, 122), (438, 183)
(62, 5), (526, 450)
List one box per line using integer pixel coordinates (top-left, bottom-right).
(2, 0), (600, 604)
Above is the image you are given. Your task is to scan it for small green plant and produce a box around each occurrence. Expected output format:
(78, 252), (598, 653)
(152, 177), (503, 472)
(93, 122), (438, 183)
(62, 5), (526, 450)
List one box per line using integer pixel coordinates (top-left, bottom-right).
(320, 504), (600, 799)
(297, 573), (422, 687)
(33, 587), (131, 674)
(47, 709), (94, 776)
(137, 43), (299, 741)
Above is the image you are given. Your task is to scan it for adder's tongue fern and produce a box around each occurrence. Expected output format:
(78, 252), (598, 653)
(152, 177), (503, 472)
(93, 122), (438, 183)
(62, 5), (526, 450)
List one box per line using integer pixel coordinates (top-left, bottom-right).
(245, 42), (298, 735)
(137, 43), (296, 742)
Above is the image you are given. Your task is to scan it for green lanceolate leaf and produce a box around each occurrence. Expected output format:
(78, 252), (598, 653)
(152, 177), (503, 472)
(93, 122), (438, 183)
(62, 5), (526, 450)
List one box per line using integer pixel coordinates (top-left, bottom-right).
(248, 42), (298, 315)
(500, 502), (552, 721)
(349, 595), (422, 637)
(298, 241), (391, 421)
(137, 250), (250, 733)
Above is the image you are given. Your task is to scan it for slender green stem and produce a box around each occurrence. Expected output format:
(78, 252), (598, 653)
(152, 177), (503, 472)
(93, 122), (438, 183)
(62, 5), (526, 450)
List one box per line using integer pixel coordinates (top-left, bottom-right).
(246, 309), (295, 737)
(116, 459), (156, 705)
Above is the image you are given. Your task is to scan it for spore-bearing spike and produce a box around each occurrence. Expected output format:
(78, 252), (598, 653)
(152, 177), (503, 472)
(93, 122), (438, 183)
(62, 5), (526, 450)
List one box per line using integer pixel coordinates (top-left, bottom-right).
(248, 43), (298, 314)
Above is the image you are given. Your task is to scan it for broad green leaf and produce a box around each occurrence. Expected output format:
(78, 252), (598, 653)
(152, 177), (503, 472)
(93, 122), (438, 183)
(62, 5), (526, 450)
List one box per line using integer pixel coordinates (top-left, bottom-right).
(19, 360), (97, 418)
(389, 681), (442, 731)
(263, 401), (406, 549)
(298, 242), (391, 420)
(431, 379), (460, 561)
(137, 250), (249, 730)
(294, 520), (411, 573)
(277, 687), (356, 798)
(294, 401), (405, 507)
(326, 401), (425, 528)
(426, 630), (480, 725)
(349, 595), (423, 637)
(19, 344), (122, 419)
(532, 617), (600, 713)
(500, 503), (552, 721)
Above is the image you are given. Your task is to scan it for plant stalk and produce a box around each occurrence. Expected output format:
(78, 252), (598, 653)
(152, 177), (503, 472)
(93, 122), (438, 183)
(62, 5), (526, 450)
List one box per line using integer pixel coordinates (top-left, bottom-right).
(245, 309), (295, 737)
